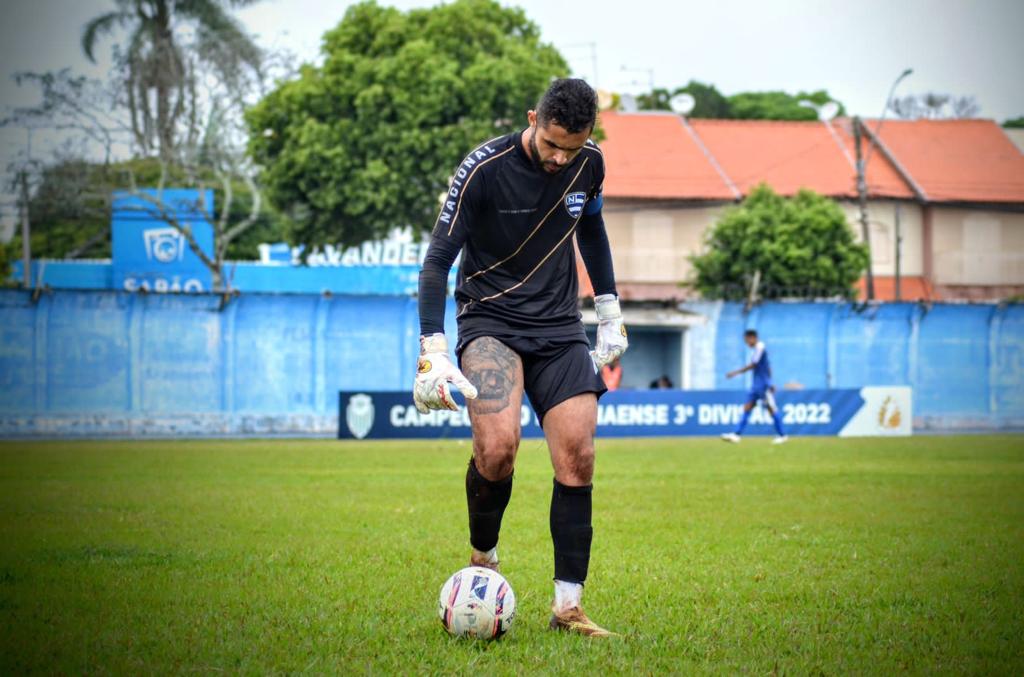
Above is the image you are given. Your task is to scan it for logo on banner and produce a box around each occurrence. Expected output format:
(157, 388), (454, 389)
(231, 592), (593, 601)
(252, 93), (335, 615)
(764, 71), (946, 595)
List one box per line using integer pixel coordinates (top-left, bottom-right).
(564, 192), (586, 219)
(143, 227), (186, 263)
(877, 396), (902, 429)
(346, 393), (375, 439)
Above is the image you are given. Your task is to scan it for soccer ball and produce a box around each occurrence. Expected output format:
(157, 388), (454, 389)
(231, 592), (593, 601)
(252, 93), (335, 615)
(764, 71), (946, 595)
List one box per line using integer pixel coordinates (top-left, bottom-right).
(437, 566), (516, 639)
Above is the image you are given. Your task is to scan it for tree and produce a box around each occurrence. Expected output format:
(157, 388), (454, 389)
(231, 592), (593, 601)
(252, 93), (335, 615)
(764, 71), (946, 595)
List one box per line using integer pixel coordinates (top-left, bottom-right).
(3, 45), (294, 283)
(636, 87), (672, 111)
(81, 0), (263, 160)
(689, 184), (869, 300)
(677, 80), (732, 118)
(635, 83), (844, 121)
(0, 237), (20, 287)
(9, 155), (285, 261)
(246, 0), (568, 248)
(889, 92), (981, 120)
(1005, 117), (1024, 129)
(636, 80), (732, 118)
(727, 89), (845, 121)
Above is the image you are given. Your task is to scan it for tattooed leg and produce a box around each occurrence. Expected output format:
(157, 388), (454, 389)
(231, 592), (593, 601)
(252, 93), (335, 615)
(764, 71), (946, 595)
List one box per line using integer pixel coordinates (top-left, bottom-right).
(461, 337), (524, 481)
(461, 337), (524, 564)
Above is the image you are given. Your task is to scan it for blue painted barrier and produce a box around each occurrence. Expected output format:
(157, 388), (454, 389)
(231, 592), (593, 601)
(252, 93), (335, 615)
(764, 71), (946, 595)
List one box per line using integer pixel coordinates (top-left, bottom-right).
(0, 290), (1020, 436)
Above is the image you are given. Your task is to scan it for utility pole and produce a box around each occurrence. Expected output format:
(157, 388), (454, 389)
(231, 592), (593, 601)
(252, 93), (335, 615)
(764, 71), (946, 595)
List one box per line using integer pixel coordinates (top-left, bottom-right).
(894, 203), (902, 301)
(853, 116), (875, 301)
(853, 68), (911, 303)
(19, 170), (30, 289)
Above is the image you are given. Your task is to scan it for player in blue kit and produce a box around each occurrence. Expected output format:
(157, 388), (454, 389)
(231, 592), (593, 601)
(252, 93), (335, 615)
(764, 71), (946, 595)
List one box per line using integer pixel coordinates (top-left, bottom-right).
(722, 329), (788, 444)
(414, 79), (627, 637)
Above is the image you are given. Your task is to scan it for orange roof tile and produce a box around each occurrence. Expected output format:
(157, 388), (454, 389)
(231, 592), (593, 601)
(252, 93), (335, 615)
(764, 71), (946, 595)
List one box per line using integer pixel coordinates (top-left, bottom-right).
(599, 111), (736, 200)
(690, 118), (915, 199)
(868, 119), (1024, 203)
(599, 113), (1023, 204)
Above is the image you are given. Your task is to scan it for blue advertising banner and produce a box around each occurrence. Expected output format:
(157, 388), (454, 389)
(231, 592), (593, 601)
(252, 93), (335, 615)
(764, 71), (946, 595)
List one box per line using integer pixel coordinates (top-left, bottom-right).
(338, 387), (912, 439)
(111, 189), (214, 293)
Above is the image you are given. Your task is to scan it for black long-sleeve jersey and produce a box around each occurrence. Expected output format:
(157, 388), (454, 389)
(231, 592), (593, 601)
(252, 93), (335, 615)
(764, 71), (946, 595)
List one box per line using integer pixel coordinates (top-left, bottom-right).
(418, 130), (616, 343)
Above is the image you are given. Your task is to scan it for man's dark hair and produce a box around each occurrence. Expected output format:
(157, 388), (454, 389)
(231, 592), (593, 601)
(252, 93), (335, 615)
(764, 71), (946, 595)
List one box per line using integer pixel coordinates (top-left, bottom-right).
(744, 329), (758, 338)
(536, 78), (598, 134)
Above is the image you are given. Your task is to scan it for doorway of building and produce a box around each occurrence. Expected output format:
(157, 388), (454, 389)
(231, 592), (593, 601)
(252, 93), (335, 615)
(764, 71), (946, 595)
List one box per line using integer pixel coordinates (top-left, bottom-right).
(585, 325), (685, 390)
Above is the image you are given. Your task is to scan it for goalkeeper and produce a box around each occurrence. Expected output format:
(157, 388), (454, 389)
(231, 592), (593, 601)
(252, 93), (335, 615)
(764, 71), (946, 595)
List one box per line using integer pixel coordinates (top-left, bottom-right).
(415, 78), (626, 638)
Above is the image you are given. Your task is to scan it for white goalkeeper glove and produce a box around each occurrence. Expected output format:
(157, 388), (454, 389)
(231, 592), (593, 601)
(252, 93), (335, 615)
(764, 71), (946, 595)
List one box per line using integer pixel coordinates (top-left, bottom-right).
(413, 333), (478, 414)
(591, 294), (628, 369)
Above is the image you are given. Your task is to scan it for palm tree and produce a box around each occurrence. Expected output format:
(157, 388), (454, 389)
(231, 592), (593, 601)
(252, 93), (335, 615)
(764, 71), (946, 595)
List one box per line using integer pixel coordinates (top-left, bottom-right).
(82, 0), (263, 160)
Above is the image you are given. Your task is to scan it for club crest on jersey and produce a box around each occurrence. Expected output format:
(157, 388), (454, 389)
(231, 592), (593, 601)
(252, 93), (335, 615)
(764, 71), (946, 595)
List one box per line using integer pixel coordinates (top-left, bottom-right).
(564, 192), (587, 219)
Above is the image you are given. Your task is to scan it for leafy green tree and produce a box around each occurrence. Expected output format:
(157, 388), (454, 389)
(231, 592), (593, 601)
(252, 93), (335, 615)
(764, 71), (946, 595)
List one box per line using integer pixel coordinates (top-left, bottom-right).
(636, 87), (672, 111)
(0, 238), (20, 286)
(1003, 117), (1024, 129)
(636, 81), (731, 118)
(690, 184), (869, 300)
(81, 0), (263, 159)
(636, 83), (842, 120)
(677, 80), (732, 118)
(727, 89), (845, 121)
(246, 0), (568, 248)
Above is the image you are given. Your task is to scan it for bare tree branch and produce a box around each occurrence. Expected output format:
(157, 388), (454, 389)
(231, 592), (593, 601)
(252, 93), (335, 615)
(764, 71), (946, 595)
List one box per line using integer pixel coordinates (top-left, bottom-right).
(221, 171), (261, 249)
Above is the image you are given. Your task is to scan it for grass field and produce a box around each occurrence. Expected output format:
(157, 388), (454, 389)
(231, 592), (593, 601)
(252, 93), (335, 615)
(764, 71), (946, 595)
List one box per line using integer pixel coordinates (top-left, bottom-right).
(1, 436), (1023, 674)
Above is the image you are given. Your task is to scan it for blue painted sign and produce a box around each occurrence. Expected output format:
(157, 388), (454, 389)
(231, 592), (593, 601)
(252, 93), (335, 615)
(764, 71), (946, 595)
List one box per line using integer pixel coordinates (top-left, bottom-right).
(111, 188), (214, 293)
(338, 387), (912, 439)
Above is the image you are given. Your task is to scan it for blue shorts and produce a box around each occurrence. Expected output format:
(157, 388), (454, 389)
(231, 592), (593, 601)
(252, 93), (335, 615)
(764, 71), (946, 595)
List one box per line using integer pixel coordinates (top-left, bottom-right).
(746, 383), (776, 409)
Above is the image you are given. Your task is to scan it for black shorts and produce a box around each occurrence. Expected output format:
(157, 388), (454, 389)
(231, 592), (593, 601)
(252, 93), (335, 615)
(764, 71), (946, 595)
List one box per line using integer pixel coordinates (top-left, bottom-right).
(456, 331), (608, 425)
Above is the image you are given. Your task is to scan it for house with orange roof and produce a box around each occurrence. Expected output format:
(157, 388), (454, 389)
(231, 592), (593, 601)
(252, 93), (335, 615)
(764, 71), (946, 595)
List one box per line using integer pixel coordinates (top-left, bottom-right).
(586, 111), (1024, 302)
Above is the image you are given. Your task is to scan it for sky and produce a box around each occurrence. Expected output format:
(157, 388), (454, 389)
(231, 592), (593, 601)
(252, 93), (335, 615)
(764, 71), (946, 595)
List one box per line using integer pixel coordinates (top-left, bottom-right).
(2, 0), (1023, 234)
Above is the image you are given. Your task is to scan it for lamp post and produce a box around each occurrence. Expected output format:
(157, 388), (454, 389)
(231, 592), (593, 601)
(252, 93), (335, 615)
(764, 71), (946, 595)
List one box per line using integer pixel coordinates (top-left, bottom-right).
(865, 68), (913, 167)
(855, 68), (913, 301)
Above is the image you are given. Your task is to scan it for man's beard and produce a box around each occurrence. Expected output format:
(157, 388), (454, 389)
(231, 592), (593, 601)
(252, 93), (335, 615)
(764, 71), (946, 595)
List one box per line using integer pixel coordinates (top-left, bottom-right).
(529, 128), (564, 175)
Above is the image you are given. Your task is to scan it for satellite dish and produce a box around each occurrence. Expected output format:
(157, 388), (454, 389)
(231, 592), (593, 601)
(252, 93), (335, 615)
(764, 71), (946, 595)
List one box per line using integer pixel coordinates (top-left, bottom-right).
(670, 93), (696, 116)
(818, 101), (840, 121)
(619, 94), (638, 113)
(596, 89), (615, 112)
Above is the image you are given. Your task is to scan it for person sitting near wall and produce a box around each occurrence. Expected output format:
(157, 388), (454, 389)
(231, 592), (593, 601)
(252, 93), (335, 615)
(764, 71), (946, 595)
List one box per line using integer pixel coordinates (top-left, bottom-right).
(649, 375), (673, 389)
(601, 357), (622, 391)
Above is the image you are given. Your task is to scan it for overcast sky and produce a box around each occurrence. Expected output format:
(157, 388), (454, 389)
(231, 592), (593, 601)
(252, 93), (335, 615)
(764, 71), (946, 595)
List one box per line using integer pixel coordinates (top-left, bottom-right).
(2, 0), (1023, 231)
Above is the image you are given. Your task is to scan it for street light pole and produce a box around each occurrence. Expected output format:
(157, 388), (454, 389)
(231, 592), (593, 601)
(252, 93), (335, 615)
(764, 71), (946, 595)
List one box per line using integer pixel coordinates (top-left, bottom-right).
(865, 68), (914, 167)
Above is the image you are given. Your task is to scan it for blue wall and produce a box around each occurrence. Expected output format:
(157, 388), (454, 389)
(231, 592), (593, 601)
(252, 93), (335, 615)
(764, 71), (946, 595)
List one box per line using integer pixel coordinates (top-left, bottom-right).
(1, 290), (1021, 435)
(685, 301), (1024, 430)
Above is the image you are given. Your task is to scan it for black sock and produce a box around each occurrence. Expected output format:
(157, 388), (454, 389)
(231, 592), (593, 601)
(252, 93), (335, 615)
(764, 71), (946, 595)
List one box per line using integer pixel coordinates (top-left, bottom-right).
(465, 457), (513, 552)
(550, 479), (593, 584)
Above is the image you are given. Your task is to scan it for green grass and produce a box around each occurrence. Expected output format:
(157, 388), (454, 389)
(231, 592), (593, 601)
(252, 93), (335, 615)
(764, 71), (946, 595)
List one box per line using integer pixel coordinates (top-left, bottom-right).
(1, 436), (1023, 674)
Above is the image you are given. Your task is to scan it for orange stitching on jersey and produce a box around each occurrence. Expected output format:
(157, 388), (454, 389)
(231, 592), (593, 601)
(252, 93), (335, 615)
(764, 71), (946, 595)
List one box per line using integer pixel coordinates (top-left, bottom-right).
(464, 158), (590, 282)
(437, 146), (515, 237)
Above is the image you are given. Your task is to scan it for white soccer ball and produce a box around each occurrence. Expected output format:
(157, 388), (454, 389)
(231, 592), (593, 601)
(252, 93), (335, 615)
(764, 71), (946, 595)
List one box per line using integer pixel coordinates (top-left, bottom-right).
(437, 566), (516, 639)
